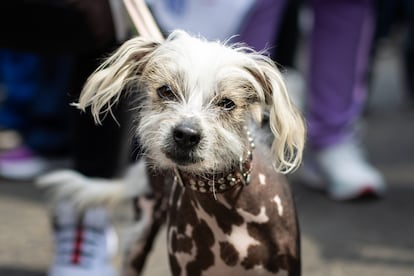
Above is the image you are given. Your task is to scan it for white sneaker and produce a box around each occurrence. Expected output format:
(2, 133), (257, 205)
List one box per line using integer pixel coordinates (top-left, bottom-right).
(297, 140), (386, 201)
(48, 202), (118, 276)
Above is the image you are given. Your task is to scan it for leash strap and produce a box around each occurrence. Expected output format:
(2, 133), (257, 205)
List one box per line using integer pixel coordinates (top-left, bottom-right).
(122, 0), (164, 41)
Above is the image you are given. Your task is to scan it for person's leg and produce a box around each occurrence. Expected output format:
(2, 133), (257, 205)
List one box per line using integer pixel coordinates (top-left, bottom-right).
(308, 0), (374, 149)
(238, 0), (288, 52)
(0, 51), (72, 180)
(366, 0), (401, 113)
(48, 43), (129, 276)
(403, 0), (414, 104)
(306, 0), (385, 200)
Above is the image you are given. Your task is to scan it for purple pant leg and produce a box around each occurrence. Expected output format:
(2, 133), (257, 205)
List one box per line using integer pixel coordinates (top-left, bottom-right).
(238, 0), (288, 52)
(307, 0), (375, 150)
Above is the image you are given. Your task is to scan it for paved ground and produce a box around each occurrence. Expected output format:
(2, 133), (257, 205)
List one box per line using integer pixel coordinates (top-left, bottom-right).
(0, 37), (413, 276)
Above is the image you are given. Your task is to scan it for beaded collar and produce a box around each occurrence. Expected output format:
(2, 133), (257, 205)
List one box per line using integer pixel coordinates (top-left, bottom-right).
(173, 130), (255, 194)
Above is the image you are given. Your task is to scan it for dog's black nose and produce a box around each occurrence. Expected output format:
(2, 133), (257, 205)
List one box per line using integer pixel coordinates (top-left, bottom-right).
(173, 123), (201, 148)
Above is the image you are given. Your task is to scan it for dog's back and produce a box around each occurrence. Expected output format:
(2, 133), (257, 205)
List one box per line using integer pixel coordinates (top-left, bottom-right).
(166, 144), (300, 276)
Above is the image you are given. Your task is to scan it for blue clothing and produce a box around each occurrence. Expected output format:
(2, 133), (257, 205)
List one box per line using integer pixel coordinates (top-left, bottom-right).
(0, 50), (74, 155)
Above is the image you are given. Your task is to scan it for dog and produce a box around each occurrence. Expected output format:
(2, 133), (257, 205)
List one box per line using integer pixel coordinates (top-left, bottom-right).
(38, 30), (306, 276)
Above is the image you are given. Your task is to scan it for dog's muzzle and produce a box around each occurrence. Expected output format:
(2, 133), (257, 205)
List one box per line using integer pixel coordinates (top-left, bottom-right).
(164, 121), (203, 165)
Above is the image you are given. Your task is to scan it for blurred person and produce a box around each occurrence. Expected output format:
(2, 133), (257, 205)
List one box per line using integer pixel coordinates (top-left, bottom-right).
(150, 0), (385, 201)
(0, 50), (73, 180)
(0, 1), (132, 275)
(239, 0), (386, 200)
(372, 0), (414, 107)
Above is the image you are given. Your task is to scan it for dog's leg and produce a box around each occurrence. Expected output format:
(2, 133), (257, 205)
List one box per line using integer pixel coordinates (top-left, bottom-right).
(123, 170), (173, 276)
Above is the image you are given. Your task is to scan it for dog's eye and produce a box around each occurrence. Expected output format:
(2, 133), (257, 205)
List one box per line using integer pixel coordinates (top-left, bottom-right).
(217, 98), (236, 111)
(157, 85), (176, 100)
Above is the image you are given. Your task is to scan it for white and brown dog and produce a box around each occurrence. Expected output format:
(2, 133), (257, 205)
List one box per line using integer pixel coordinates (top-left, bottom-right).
(39, 30), (306, 276)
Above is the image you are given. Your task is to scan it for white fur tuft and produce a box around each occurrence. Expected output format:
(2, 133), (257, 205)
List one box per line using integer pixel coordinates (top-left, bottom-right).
(36, 160), (150, 210)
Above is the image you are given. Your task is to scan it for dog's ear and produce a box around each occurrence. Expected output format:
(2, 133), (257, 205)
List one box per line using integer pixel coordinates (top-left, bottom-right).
(246, 55), (306, 173)
(76, 37), (161, 124)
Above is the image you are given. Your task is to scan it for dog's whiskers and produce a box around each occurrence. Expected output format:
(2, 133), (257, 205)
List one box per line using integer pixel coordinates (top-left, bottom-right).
(128, 105), (143, 112)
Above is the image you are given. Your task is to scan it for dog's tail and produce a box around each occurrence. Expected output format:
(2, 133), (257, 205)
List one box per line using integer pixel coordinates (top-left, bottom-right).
(36, 160), (150, 210)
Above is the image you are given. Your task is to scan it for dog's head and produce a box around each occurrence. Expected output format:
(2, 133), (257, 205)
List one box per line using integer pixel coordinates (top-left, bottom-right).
(78, 30), (305, 174)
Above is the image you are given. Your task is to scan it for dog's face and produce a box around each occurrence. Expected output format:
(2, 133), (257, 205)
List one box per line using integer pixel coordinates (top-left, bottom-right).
(78, 30), (305, 174)
(137, 34), (265, 173)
